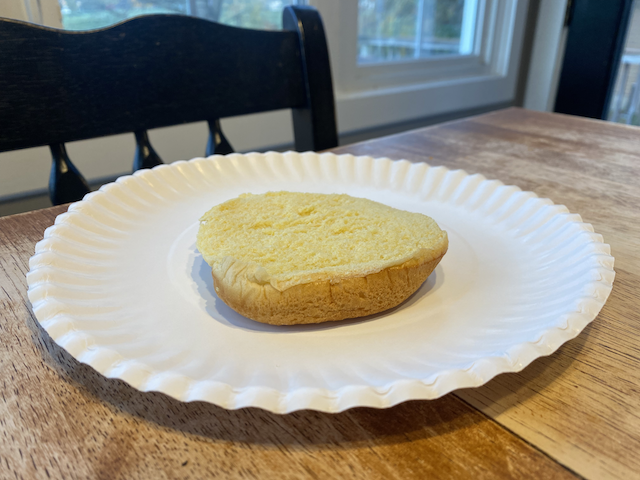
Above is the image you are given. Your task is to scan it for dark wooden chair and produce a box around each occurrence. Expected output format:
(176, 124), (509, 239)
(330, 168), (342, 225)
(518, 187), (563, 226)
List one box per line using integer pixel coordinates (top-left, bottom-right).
(0, 6), (338, 205)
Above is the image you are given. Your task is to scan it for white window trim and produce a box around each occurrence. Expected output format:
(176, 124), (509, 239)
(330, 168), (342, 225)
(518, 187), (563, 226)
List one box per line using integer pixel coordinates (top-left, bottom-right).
(324, 0), (503, 91)
(315, 0), (527, 132)
(0, 0), (528, 200)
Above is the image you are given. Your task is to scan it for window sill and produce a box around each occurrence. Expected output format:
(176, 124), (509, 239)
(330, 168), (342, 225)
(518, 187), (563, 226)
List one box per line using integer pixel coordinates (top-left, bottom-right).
(335, 71), (513, 132)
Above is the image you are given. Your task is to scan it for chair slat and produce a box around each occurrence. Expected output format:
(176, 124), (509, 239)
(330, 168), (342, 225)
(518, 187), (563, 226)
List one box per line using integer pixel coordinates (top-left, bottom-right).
(48, 144), (90, 205)
(133, 130), (163, 171)
(206, 119), (234, 156)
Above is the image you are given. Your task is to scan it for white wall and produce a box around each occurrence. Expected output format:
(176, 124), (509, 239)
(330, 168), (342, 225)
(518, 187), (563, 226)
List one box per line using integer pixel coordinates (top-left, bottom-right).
(0, 1), (62, 26)
(0, 2), (29, 20)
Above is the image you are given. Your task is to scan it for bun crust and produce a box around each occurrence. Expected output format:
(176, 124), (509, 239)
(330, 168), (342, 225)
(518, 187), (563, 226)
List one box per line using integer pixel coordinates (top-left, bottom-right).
(212, 255), (444, 325)
(197, 192), (448, 325)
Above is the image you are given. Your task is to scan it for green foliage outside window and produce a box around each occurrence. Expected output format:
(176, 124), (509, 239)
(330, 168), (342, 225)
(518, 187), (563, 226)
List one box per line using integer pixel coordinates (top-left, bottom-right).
(59, 0), (288, 31)
(357, 0), (466, 61)
(358, 0), (464, 40)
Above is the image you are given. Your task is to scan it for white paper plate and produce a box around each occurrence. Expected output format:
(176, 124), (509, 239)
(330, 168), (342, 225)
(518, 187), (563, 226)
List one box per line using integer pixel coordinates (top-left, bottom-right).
(27, 152), (615, 413)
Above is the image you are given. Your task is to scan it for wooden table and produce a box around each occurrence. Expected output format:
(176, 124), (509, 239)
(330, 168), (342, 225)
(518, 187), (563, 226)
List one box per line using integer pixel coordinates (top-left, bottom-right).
(1, 108), (638, 479)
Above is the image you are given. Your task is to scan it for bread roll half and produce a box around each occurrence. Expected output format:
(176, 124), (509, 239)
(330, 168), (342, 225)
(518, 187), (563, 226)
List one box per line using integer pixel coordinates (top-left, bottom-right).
(196, 192), (448, 325)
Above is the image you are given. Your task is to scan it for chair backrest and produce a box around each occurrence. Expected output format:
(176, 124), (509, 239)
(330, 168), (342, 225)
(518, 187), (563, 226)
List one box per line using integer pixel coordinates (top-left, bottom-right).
(0, 6), (338, 205)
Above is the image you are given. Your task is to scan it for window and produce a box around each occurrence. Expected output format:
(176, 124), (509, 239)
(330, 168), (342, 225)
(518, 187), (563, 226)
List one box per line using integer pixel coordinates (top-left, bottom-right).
(313, 0), (526, 131)
(357, 0), (476, 63)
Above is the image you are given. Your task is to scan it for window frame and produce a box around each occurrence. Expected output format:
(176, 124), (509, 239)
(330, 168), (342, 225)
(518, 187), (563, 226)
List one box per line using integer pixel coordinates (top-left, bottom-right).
(313, 0), (527, 131)
(325, 0), (494, 91)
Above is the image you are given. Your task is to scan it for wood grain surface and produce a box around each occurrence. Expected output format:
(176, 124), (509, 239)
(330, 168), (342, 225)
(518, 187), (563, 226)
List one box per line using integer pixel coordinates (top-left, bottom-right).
(2, 108), (638, 479)
(333, 108), (640, 480)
